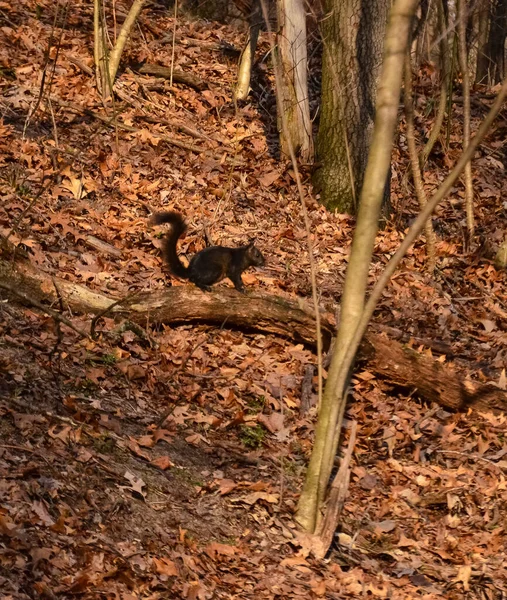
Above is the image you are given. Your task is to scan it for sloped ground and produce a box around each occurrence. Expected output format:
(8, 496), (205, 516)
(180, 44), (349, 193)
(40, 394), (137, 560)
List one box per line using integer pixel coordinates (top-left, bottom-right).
(1, 1), (506, 598)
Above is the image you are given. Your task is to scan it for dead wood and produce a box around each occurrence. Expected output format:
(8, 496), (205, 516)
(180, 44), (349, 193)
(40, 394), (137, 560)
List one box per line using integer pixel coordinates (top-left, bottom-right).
(1, 254), (506, 413)
(300, 364), (316, 416)
(136, 64), (207, 91)
(85, 235), (122, 258)
(363, 333), (507, 412)
(374, 324), (455, 356)
(0, 255), (334, 347)
(68, 56), (93, 76)
(139, 115), (212, 141)
(315, 421), (357, 558)
(47, 96), (207, 154)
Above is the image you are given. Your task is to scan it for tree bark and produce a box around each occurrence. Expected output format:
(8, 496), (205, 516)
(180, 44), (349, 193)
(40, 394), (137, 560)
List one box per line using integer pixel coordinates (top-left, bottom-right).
(313, 0), (390, 213)
(94, 0), (147, 96)
(476, 0), (507, 84)
(458, 0), (475, 244)
(276, 0), (314, 162)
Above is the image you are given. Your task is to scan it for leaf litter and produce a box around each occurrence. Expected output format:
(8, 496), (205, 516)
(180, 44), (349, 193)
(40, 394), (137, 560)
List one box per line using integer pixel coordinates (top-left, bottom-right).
(0, 0), (506, 598)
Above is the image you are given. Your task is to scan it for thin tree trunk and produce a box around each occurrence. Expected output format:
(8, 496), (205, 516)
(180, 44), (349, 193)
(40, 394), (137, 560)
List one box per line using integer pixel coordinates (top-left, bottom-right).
(93, 0), (106, 93)
(260, 0), (324, 412)
(94, 0), (146, 96)
(414, 0), (432, 67)
(108, 0), (146, 86)
(420, 0), (449, 168)
(458, 0), (475, 243)
(404, 51), (437, 270)
(296, 0), (419, 535)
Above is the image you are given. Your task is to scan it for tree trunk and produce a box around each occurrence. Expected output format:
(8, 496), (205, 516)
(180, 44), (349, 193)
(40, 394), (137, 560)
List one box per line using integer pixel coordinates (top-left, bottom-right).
(297, 0), (419, 535)
(420, 0), (450, 168)
(276, 0), (314, 162)
(313, 0), (390, 213)
(457, 0), (475, 243)
(476, 0), (507, 84)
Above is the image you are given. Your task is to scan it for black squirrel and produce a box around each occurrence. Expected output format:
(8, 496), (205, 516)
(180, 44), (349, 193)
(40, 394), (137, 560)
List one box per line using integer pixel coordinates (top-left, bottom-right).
(150, 211), (265, 292)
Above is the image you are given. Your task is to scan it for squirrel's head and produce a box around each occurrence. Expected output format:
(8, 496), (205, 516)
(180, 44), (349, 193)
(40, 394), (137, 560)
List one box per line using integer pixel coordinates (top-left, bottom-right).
(246, 240), (265, 266)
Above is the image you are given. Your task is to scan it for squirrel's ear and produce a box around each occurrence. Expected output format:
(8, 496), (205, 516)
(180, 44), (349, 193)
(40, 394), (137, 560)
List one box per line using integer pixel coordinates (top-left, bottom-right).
(247, 238), (256, 247)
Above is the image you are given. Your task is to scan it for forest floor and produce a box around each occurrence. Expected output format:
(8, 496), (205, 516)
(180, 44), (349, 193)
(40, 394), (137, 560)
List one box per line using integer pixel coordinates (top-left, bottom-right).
(1, 1), (507, 599)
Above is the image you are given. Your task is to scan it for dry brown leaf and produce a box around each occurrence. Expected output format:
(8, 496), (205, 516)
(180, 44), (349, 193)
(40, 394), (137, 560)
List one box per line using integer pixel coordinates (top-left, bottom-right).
(153, 557), (179, 577)
(205, 542), (238, 558)
(151, 455), (174, 470)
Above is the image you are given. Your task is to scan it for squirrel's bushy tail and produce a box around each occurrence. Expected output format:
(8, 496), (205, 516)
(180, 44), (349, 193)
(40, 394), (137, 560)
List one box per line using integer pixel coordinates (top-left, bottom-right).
(150, 211), (189, 279)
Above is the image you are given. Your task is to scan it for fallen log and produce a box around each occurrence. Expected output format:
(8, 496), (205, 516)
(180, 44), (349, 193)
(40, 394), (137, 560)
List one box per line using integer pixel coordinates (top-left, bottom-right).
(363, 333), (506, 413)
(1, 254), (505, 412)
(0, 255), (335, 347)
(136, 64), (207, 91)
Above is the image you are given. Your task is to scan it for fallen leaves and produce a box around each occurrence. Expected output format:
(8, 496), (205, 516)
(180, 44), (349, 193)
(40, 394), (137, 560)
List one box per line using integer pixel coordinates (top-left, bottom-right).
(1, 1), (507, 599)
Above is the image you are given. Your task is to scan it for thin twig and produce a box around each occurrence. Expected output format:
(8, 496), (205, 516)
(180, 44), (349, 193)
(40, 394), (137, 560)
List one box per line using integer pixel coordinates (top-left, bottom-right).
(279, 386), (285, 507)
(169, 0), (178, 87)
(437, 449), (506, 470)
(48, 277), (65, 364)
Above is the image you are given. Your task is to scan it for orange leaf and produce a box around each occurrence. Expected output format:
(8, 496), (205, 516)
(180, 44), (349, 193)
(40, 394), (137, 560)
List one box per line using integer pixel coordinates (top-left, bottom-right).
(153, 557), (179, 577)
